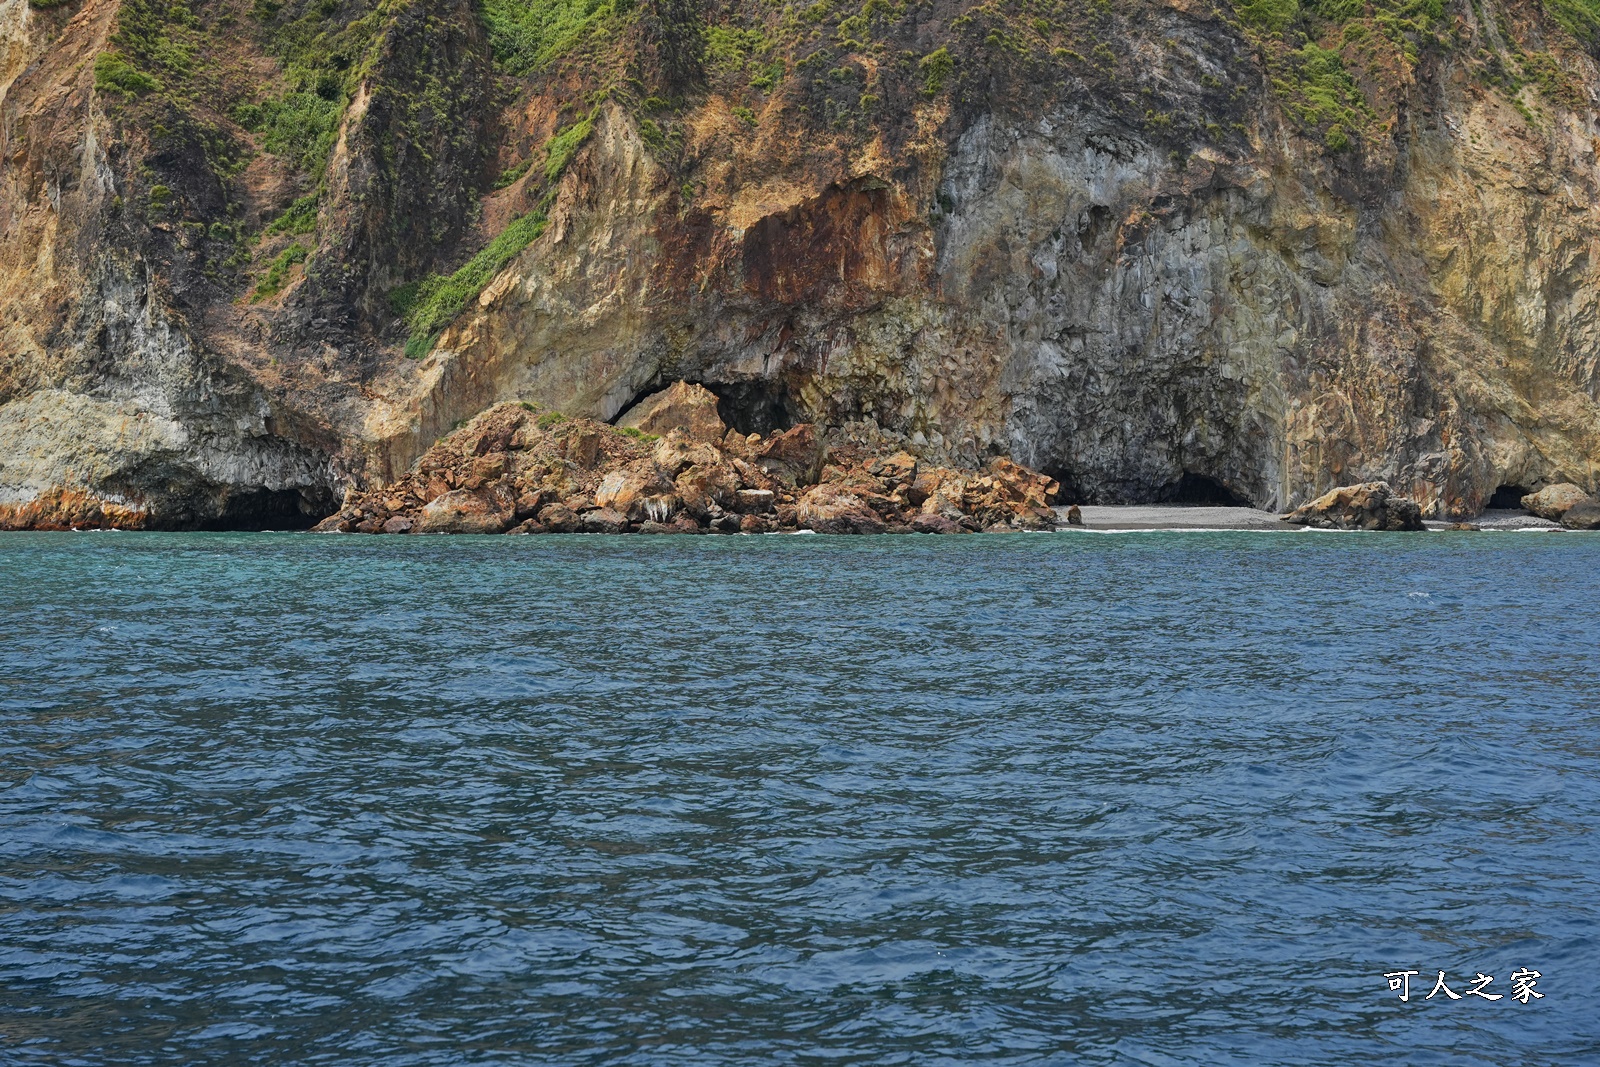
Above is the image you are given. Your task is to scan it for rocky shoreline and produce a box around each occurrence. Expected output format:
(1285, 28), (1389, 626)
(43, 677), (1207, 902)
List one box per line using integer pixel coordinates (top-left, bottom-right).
(313, 385), (1063, 537)
(306, 384), (1600, 538)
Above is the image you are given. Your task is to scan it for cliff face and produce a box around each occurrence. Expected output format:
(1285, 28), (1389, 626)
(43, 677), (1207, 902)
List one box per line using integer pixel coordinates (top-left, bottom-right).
(4, 0), (1600, 526)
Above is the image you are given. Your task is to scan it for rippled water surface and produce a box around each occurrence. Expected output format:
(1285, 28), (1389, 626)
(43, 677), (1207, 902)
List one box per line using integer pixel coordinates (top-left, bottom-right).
(3, 531), (1599, 1066)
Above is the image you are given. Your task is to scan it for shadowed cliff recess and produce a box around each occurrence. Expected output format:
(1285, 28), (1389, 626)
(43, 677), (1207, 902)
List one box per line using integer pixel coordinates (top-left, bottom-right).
(2, 0), (1599, 528)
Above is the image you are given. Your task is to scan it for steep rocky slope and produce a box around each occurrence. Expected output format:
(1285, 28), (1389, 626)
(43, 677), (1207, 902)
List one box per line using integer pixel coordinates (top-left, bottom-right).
(3, 0), (1599, 527)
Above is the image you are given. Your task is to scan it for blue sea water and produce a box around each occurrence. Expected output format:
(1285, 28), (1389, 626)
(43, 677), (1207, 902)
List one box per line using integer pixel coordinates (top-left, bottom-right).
(1, 530), (1597, 1066)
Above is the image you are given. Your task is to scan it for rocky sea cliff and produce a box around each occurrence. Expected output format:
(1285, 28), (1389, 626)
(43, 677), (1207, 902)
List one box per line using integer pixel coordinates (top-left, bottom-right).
(3, 0), (1600, 529)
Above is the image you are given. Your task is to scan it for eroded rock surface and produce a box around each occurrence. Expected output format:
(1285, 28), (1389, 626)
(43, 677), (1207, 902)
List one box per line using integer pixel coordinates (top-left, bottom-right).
(617, 382), (727, 444)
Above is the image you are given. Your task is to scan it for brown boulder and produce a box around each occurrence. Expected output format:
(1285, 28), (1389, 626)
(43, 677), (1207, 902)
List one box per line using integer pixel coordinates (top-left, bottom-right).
(1014, 506), (1059, 531)
(797, 484), (888, 534)
(581, 507), (631, 534)
(536, 503), (583, 533)
(734, 488), (775, 514)
(563, 428), (602, 468)
(617, 381), (727, 442)
(1521, 483), (1590, 520)
(1282, 482), (1425, 531)
(416, 489), (514, 534)
(382, 516), (414, 534)
(754, 424), (825, 486)
(869, 450), (919, 487)
(909, 513), (962, 534)
(514, 490), (544, 520)
(675, 462), (740, 518)
(595, 463), (675, 522)
(920, 489), (967, 523)
(469, 453), (507, 485)
(653, 432), (723, 478)
(1560, 498), (1600, 529)
(962, 458), (1060, 525)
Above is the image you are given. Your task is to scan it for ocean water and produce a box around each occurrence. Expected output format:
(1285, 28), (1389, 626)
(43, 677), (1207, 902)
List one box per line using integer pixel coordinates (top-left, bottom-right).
(1, 530), (1597, 1066)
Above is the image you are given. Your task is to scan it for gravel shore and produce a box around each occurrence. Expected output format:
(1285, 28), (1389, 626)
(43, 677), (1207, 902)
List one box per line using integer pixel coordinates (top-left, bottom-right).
(1055, 505), (1568, 531)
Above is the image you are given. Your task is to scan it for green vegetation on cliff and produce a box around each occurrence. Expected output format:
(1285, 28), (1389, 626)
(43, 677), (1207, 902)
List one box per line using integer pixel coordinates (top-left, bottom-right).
(482, 0), (635, 73)
(393, 211), (548, 358)
(1546, 0), (1600, 43)
(395, 112), (596, 358)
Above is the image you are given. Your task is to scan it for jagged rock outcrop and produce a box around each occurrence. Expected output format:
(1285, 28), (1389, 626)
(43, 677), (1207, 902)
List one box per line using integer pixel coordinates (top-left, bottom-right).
(3, 0), (1600, 528)
(1282, 481), (1426, 531)
(312, 397), (1061, 534)
(617, 380), (726, 442)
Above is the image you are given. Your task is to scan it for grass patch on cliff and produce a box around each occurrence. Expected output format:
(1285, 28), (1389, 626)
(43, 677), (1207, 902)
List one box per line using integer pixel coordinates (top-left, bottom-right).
(1228, 0), (1444, 149)
(394, 212), (549, 357)
(1273, 43), (1371, 146)
(542, 114), (595, 180)
(252, 242), (309, 300)
(394, 115), (594, 358)
(481, 0), (634, 74)
(95, 0), (198, 100)
(1545, 0), (1600, 45)
(94, 53), (162, 96)
(263, 194), (320, 236)
(233, 87), (345, 178)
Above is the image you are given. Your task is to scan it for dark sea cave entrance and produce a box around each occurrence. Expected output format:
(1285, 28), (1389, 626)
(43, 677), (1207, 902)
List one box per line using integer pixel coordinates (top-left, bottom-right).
(613, 378), (798, 438)
(1170, 473), (1251, 508)
(1487, 484), (1530, 509)
(193, 487), (338, 532)
(706, 380), (798, 437)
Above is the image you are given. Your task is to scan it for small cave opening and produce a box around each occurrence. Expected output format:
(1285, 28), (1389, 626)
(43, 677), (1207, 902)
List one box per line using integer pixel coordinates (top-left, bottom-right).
(1487, 484), (1530, 509)
(1039, 464), (1086, 506)
(1170, 473), (1251, 507)
(704, 380), (799, 437)
(196, 486), (338, 531)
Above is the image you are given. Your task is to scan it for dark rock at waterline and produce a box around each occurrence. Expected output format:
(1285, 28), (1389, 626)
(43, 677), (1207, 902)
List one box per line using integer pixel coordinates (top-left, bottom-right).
(1560, 499), (1600, 530)
(581, 507), (630, 534)
(1281, 482), (1425, 531)
(536, 503), (583, 533)
(909, 513), (963, 534)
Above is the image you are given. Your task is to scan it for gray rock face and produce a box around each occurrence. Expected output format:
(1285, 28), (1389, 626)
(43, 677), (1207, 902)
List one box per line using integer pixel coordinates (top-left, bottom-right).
(417, 98), (1600, 522)
(0, 263), (336, 529)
